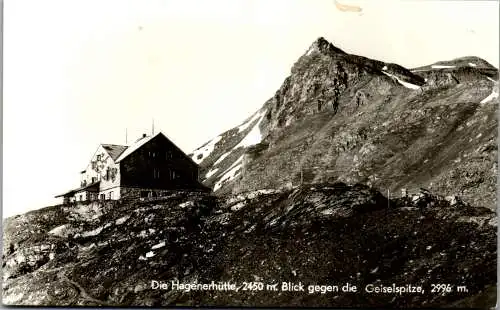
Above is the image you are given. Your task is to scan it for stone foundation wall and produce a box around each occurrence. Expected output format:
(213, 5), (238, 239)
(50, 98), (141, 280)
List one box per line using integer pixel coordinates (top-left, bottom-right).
(120, 187), (207, 200)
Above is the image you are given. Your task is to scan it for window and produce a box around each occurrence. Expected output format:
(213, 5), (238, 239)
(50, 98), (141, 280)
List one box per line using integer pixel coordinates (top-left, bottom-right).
(97, 155), (101, 161)
(100, 194), (105, 200)
(140, 191), (148, 198)
(153, 168), (160, 179)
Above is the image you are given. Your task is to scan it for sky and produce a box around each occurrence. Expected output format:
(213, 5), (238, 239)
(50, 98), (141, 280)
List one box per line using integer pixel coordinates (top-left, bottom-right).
(3, 0), (499, 217)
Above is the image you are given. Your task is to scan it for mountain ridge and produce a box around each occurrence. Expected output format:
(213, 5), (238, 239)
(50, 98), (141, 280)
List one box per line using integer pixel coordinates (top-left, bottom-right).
(190, 37), (498, 211)
(3, 37), (498, 308)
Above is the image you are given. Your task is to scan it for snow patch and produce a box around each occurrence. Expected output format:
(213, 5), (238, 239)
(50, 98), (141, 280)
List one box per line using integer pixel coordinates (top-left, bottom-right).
(480, 88), (499, 104)
(146, 251), (155, 258)
(305, 46), (315, 56)
(151, 241), (165, 250)
(213, 151), (231, 166)
(382, 71), (421, 90)
(213, 109), (266, 169)
(191, 135), (222, 164)
(234, 114), (265, 148)
(214, 163), (242, 191)
(382, 65), (387, 70)
(214, 156), (244, 191)
(205, 168), (219, 179)
(431, 65), (455, 69)
(237, 110), (264, 133)
(226, 155), (244, 172)
(487, 77), (497, 83)
(468, 62), (477, 67)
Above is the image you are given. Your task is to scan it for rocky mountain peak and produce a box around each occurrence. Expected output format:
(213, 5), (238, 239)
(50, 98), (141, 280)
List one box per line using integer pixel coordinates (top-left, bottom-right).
(305, 37), (346, 56)
(2, 35), (498, 309)
(189, 39), (498, 212)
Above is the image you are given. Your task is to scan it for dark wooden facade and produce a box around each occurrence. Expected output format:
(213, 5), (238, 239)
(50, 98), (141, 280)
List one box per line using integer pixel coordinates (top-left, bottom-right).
(119, 134), (202, 190)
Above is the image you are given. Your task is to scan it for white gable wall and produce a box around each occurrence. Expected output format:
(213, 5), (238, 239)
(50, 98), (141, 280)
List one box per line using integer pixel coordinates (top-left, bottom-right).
(82, 145), (121, 200)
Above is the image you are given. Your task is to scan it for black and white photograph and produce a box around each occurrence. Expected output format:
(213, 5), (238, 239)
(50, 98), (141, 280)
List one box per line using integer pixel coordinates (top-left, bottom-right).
(2, 0), (499, 307)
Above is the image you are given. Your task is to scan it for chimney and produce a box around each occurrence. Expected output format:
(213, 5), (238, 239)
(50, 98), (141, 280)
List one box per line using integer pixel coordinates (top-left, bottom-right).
(135, 133), (148, 143)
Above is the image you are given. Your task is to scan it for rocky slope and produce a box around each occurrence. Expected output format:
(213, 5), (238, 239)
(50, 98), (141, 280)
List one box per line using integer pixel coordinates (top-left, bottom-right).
(3, 37), (497, 308)
(192, 37), (498, 210)
(2, 185), (497, 308)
